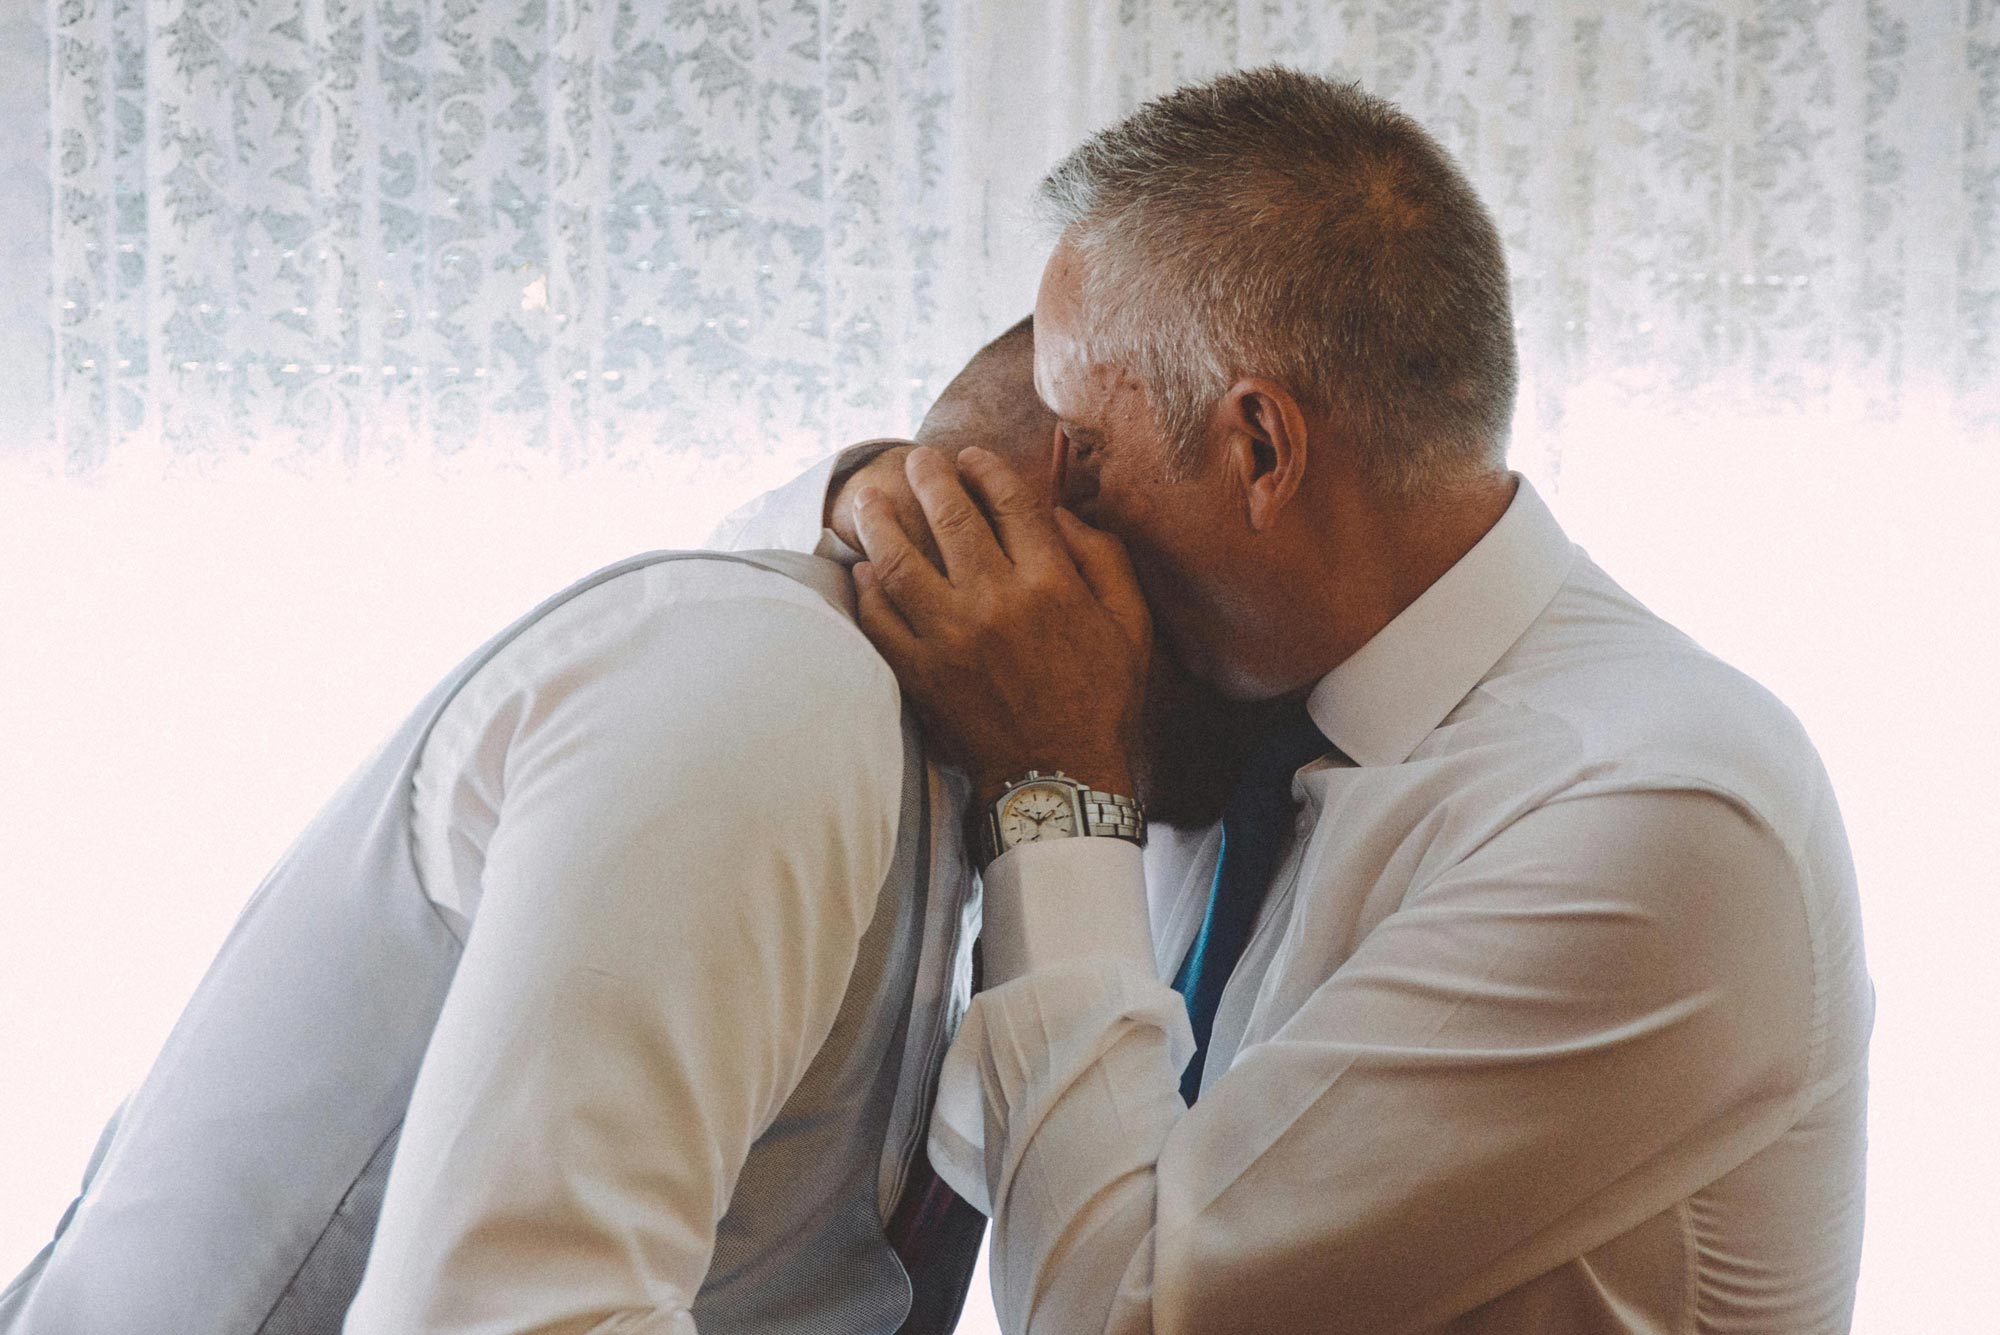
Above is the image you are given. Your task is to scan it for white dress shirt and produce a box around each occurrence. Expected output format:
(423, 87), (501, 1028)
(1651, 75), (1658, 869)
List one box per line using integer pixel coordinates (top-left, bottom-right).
(737, 453), (1870, 1333)
(348, 555), (915, 1332)
(945, 477), (1872, 1334)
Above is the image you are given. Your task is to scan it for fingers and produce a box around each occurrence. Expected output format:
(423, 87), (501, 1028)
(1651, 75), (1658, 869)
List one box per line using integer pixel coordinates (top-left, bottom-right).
(1054, 507), (1153, 655)
(904, 446), (1005, 582)
(956, 446), (1065, 570)
(830, 446), (943, 568)
(852, 561), (922, 665)
(859, 450), (1149, 678)
(853, 485), (952, 623)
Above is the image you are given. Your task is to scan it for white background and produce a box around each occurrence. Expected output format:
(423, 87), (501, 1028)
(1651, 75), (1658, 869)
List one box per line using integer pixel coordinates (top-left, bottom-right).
(4, 394), (1997, 1331)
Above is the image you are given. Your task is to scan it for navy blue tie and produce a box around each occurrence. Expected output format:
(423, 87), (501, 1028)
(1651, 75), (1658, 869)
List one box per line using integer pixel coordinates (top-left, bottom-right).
(1170, 699), (1329, 1104)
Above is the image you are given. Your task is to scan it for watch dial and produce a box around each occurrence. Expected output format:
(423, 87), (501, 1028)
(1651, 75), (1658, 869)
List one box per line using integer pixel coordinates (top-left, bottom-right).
(1000, 784), (1077, 844)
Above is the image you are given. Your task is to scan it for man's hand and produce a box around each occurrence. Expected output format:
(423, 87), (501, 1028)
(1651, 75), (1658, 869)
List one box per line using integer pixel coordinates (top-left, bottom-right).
(849, 445), (1151, 807)
(826, 444), (943, 566)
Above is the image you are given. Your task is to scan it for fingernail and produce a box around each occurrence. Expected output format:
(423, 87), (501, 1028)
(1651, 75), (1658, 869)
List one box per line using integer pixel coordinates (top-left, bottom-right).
(854, 485), (880, 508)
(960, 445), (990, 463)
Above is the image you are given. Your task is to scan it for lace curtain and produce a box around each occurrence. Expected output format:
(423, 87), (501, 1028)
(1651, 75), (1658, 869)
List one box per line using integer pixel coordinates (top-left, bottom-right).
(7, 0), (1995, 475)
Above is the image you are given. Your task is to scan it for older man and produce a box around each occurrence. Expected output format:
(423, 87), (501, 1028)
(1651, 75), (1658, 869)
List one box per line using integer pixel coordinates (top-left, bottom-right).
(828, 68), (1870, 1334)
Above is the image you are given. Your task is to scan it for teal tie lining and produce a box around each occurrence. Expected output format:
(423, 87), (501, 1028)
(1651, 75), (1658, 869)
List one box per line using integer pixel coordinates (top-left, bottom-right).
(1170, 700), (1330, 1105)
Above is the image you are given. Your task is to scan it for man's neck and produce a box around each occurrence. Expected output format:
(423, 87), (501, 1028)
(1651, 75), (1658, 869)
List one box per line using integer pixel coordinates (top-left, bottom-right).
(1232, 472), (1519, 698)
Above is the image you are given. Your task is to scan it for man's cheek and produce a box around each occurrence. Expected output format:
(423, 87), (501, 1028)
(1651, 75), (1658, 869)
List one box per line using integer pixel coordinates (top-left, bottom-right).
(1125, 551), (1200, 654)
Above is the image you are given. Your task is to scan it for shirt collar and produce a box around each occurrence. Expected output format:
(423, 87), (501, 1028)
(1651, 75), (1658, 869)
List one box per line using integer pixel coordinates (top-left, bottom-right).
(1306, 476), (1576, 767)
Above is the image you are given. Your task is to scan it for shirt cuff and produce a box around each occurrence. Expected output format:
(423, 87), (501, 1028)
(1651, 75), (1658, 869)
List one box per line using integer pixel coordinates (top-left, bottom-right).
(979, 837), (1153, 987)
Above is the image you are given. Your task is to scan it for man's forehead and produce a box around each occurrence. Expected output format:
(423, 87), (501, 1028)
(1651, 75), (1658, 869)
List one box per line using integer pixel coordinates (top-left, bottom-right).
(1030, 310), (1085, 413)
(1030, 326), (1061, 407)
(1032, 246), (1087, 386)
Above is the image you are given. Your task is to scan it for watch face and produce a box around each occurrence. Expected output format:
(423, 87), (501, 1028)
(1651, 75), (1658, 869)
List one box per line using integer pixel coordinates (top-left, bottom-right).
(998, 782), (1078, 846)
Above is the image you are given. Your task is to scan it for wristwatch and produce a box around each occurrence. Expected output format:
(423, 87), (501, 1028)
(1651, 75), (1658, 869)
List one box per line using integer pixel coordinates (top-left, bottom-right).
(976, 770), (1146, 870)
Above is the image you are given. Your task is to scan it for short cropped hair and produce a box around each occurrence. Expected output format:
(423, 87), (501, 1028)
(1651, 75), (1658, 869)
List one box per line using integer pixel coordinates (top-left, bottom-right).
(1039, 66), (1517, 501)
(915, 315), (1052, 464)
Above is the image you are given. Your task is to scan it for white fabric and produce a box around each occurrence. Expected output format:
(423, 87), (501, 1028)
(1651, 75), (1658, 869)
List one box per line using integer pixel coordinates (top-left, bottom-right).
(8, 3), (1994, 467)
(704, 438), (907, 563)
(354, 558), (908, 1333)
(973, 838), (1149, 989)
(703, 438), (986, 1230)
(728, 462), (1871, 1333)
(942, 478), (1872, 1334)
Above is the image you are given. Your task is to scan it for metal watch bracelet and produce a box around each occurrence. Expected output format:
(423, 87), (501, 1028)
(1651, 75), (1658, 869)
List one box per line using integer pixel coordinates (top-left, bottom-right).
(976, 770), (1146, 869)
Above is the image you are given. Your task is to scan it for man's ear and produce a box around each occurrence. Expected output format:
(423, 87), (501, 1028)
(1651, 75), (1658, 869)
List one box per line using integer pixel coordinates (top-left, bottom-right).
(1047, 420), (1069, 508)
(1216, 379), (1309, 531)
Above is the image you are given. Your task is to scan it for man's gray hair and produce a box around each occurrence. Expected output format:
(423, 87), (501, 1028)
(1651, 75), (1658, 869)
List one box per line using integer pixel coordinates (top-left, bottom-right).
(1039, 67), (1517, 502)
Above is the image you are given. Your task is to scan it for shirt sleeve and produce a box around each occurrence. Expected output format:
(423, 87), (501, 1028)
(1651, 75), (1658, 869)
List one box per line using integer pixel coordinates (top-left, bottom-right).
(933, 787), (1816, 1335)
(345, 572), (907, 1335)
(704, 439), (909, 558)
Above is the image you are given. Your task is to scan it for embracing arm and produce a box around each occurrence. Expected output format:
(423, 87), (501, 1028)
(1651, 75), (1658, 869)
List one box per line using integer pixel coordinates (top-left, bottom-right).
(948, 787), (1813, 1334)
(345, 575), (906, 1335)
(835, 449), (1816, 1331)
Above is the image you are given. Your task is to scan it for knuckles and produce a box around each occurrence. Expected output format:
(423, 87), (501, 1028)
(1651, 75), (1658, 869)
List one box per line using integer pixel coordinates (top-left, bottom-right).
(1017, 566), (1068, 603)
(871, 543), (919, 584)
(926, 501), (982, 540)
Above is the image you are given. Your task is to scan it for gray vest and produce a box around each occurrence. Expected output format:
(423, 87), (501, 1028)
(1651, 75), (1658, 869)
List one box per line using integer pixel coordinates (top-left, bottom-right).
(0, 550), (977, 1335)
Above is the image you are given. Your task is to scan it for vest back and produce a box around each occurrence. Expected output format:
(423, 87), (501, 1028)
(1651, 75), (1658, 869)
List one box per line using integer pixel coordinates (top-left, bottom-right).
(0, 551), (976, 1335)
